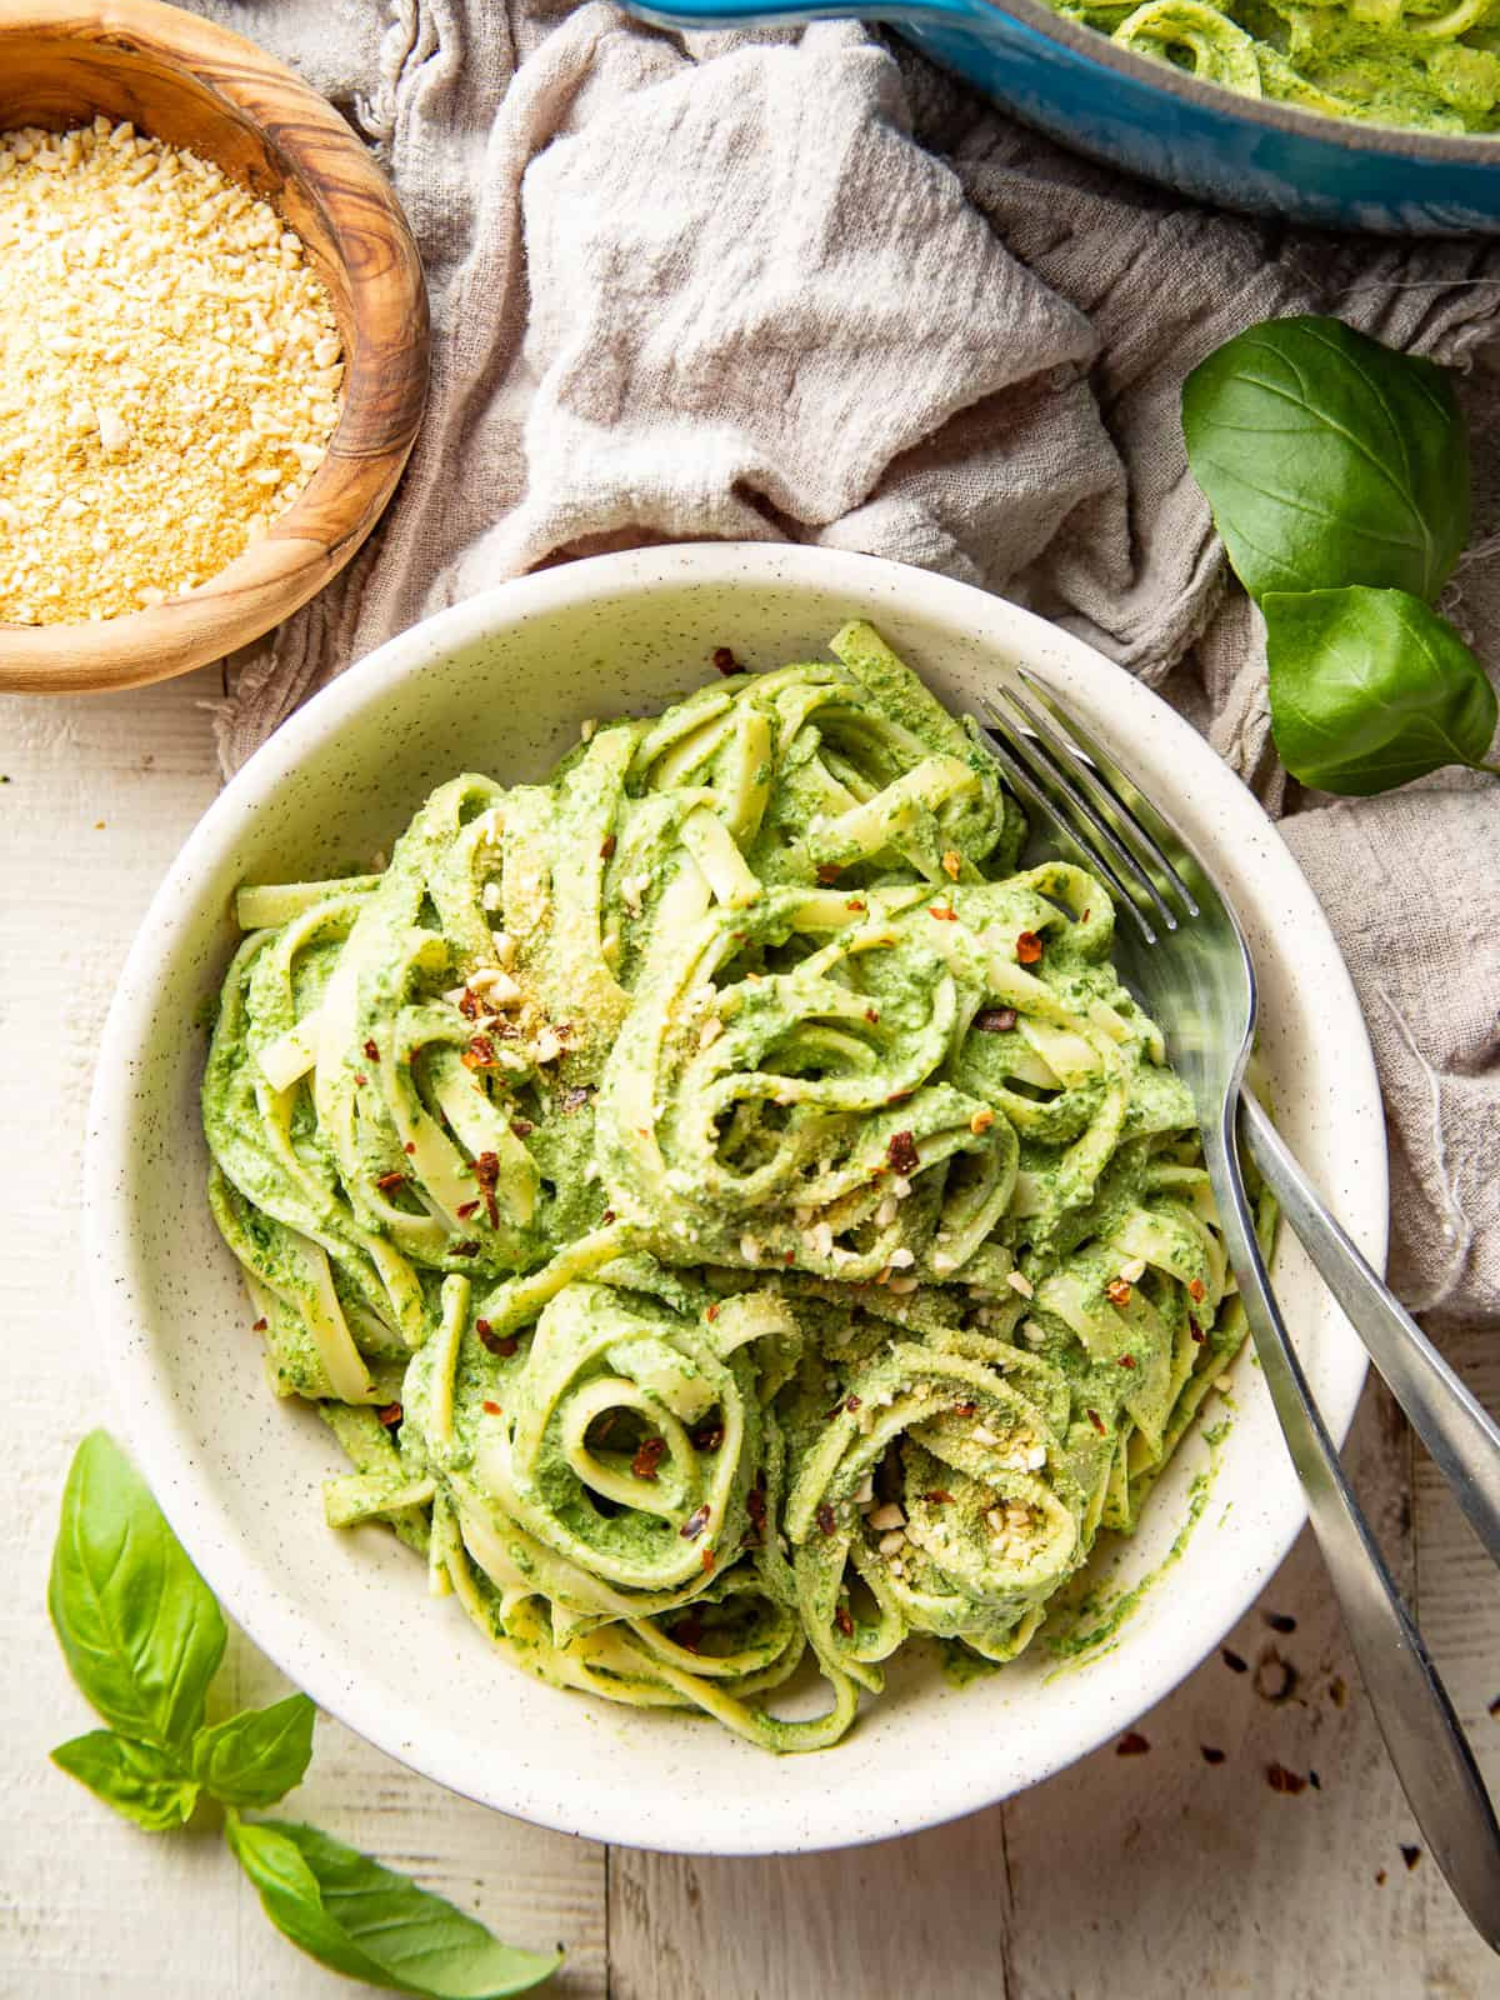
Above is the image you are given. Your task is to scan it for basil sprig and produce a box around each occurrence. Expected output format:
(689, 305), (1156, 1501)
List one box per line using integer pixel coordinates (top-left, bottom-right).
(1183, 315), (1498, 796)
(48, 1432), (559, 1998)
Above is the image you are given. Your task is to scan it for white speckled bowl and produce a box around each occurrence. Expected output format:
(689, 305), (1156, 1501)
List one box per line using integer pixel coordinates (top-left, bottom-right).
(86, 544), (1385, 1855)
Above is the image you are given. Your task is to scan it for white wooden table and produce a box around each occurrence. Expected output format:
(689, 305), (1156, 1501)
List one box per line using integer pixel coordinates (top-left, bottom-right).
(4, 669), (1497, 1999)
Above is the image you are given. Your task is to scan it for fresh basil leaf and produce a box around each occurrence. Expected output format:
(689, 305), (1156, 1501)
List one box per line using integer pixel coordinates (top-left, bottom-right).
(51, 1730), (199, 1832)
(48, 1431), (226, 1753)
(1182, 316), (1468, 603)
(227, 1818), (559, 1997)
(192, 1693), (316, 1808)
(1263, 586), (1499, 795)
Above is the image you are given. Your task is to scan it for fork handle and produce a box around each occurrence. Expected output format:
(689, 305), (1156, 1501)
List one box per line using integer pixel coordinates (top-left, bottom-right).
(1239, 1090), (1500, 1569)
(1204, 1113), (1500, 1952)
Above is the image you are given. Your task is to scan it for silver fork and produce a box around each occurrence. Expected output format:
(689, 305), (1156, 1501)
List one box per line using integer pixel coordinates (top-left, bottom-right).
(975, 674), (1500, 1952)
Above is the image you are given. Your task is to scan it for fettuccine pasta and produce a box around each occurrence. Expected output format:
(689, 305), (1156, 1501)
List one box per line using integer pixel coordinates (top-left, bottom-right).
(203, 623), (1261, 1751)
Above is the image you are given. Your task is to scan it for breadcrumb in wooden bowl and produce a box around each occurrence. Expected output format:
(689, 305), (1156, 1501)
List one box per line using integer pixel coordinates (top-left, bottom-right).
(0, 0), (429, 695)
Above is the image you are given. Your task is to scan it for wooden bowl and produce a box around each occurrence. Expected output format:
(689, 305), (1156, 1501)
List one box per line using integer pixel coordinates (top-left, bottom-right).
(0, 0), (430, 695)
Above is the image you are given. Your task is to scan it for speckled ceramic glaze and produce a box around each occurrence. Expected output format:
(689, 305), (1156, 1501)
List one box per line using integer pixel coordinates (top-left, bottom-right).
(86, 545), (1385, 1855)
(629, 0), (1500, 234)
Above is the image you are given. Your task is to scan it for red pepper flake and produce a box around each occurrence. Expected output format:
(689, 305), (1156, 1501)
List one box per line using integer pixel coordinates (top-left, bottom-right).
(671, 1611), (704, 1652)
(462, 1034), (498, 1072)
(834, 1604), (854, 1639)
(561, 1085), (593, 1115)
(377, 1403), (403, 1428)
(1118, 1354), (1137, 1370)
(363, 1039), (380, 1062)
(458, 987), (480, 1020)
(456, 1200), (480, 1220)
(472, 1150), (501, 1227)
(1189, 1315), (1205, 1344)
(952, 1401), (978, 1417)
(376, 1170), (407, 1193)
(1488, 1693), (1500, 1719)
(1222, 1647), (1248, 1674)
(1266, 1763), (1307, 1795)
(747, 1484), (768, 1535)
(1263, 1610), (1297, 1634)
(1188, 1278), (1207, 1304)
(928, 904), (958, 922)
(1401, 1844), (1422, 1871)
(250, 1317), (268, 1333)
(705, 1303), (720, 1322)
(1116, 1731), (1150, 1756)
(691, 1419), (725, 1453)
(476, 1321), (519, 1358)
(1201, 1745), (1226, 1765)
(601, 1209), (616, 1226)
(816, 1502), (837, 1537)
(864, 1008), (880, 1025)
(511, 1118), (534, 1139)
(482, 1400), (503, 1416)
(1330, 1675), (1349, 1709)
(353, 1072), (368, 1087)
(681, 1504), (711, 1540)
(922, 1489), (955, 1505)
(816, 862), (843, 885)
(631, 1436), (668, 1481)
(1087, 1408), (1105, 1435)
(886, 1130), (920, 1176)
(403, 1141), (416, 1155)
(600, 833), (617, 860)
(974, 1007), (1018, 1033)
(1106, 1278), (1133, 1308)
(700, 1546), (716, 1574)
(846, 1395), (862, 1413)
(845, 898), (866, 913)
(712, 646), (740, 675)
(783, 1250), (795, 1266)
(1015, 930), (1044, 965)
(453, 1240), (480, 1257)
(1308, 1770), (1321, 1790)
(1375, 1870), (1388, 1887)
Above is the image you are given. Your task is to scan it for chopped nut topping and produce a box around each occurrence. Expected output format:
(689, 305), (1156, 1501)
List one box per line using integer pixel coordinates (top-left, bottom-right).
(941, 849), (961, 881)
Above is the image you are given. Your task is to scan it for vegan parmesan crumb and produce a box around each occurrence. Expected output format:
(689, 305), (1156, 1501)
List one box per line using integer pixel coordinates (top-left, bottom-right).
(0, 118), (343, 625)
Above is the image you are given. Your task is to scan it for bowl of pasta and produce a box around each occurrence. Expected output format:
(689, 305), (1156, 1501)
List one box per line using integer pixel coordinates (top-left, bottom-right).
(86, 542), (1385, 1853)
(628, 0), (1500, 234)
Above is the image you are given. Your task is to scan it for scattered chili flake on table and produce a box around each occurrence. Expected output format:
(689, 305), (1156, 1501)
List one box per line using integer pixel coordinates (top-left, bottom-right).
(712, 646), (740, 675)
(1489, 1693), (1500, 1718)
(377, 1404), (403, 1429)
(1330, 1675), (1349, 1708)
(1266, 1763), (1307, 1795)
(886, 1130), (920, 1175)
(1201, 1745), (1226, 1765)
(1263, 1609), (1297, 1634)
(1116, 1731), (1150, 1756)
(1015, 930), (1044, 964)
(1222, 1647), (1248, 1674)
(1375, 1870), (1388, 1887)
(631, 1437), (667, 1481)
(1401, 1844), (1422, 1870)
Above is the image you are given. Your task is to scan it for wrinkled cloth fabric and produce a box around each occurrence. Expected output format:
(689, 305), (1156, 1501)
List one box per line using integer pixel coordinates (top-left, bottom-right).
(194, 0), (1500, 1326)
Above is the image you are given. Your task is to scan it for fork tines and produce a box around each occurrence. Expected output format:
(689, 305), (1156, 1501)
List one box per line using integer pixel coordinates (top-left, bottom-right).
(976, 675), (1199, 946)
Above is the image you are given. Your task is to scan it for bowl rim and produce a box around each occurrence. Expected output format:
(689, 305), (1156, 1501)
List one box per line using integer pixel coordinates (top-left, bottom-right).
(0, 0), (429, 696)
(954, 0), (1500, 163)
(84, 542), (1386, 1853)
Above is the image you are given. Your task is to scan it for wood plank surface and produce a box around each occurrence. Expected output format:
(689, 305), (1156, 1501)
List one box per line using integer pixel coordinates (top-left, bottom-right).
(3, 672), (1494, 1999)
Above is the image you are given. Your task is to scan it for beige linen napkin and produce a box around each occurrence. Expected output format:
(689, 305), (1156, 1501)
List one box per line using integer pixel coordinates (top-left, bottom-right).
(194, 0), (1500, 1326)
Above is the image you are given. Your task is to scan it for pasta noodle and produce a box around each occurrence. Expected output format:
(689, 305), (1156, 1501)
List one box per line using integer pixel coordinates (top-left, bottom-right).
(1045, 0), (1500, 132)
(202, 623), (1265, 1751)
